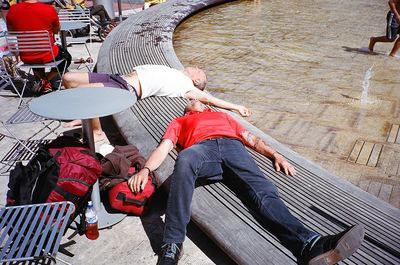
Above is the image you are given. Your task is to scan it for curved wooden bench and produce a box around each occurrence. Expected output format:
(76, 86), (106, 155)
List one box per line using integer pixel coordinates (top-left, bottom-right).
(97, 1), (400, 264)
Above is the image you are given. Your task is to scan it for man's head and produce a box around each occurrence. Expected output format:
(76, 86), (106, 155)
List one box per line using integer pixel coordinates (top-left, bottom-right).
(184, 67), (207, 91)
(184, 99), (206, 114)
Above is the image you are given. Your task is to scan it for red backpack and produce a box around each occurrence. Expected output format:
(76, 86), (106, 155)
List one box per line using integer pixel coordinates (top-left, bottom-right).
(45, 139), (102, 206)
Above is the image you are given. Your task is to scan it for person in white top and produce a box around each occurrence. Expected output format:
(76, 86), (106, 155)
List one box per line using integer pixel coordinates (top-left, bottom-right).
(62, 64), (251, 142)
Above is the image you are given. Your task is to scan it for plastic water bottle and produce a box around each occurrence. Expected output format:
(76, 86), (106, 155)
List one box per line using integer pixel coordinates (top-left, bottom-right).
(85, 201), (99, 240)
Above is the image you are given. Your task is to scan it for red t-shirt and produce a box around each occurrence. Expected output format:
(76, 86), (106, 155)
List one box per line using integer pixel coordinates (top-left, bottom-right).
(162, 109), (246, 150)
(6, 2), (59, 63)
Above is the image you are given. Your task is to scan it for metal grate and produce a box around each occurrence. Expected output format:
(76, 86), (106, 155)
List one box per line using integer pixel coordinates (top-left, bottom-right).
(0, 202), (75, 264)
(0, 139), (52, 173)
(5, 105), (46, 125)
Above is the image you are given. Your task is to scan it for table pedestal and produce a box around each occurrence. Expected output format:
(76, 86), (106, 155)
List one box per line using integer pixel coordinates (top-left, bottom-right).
(30, 87), (136, 229)
(82, 119), (126, 229)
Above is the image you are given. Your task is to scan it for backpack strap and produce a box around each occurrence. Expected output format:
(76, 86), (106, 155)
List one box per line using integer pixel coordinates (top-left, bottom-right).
(116, 192), (147, 206)
(80, 149), (99, 160)
(53, 186), (82, 204)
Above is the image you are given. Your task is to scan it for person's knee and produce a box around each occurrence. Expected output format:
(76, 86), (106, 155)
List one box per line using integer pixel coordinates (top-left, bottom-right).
(258, 180), (280, 199)
(62, 72), (80, 88)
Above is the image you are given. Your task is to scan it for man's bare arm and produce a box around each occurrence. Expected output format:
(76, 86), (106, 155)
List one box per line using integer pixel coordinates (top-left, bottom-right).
(128, 139), (174, 193)
(185, 89), (251, 117)
(240, 130), (296, 176)
(389, 0), (400, 22)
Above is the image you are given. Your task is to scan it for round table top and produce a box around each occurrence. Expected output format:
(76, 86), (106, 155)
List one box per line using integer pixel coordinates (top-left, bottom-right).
(60, 22), (88, 31)
(30, 87), (136, 120)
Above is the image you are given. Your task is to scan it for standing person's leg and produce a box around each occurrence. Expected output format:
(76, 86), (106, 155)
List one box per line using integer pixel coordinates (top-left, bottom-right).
(369, 36), (395, 52)
(159, 140), (223, 264)
(218, 138), (317, 256)
(369, 11), (398, 52)
(389, 36), (400, 57)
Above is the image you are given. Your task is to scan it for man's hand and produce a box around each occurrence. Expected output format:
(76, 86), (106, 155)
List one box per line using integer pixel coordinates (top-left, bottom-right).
(240, 130), (296, 176)
(272, 153), (296, 176)
(237, 105), (251, 117)
(128, 169), (149, 193)
(127, 139), (173, 193)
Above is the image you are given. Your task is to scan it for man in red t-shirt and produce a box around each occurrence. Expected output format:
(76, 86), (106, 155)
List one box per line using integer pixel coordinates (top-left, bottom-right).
(7, 0), (71, 94)
(128, 99), (364, 265)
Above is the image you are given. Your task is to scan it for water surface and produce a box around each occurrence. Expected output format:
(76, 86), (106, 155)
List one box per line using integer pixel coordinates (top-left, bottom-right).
(173, 0), (400, 200)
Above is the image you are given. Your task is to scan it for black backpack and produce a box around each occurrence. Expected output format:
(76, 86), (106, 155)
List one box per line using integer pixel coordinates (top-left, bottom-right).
(7, 146), (57, 206)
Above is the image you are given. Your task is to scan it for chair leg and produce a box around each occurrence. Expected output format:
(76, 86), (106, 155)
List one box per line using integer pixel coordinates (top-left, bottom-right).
(53, 60), (68, 91)
(54, 255), (74, 265)
(13, 67), (35, 107)
(0, 120), (62, 174)
(1, 121), (36, 155)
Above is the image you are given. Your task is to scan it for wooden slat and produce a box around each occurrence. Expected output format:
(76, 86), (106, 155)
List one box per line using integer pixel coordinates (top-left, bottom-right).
(387, 124), (399, 143)
(367, 144), (382, 167)
(356, 141), (374, 165)
(348, 140), (364, 163)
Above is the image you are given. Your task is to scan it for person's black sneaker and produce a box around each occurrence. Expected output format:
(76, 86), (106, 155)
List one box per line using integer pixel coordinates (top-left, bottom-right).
(156, 243), (183, 265)
(299, 224), (364, 265)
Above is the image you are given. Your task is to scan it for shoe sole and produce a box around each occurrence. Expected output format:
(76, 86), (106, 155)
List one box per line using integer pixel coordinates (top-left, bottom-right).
(308, 224), (365, 265)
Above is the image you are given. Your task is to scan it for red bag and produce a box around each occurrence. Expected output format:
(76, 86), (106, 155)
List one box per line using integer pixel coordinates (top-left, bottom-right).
(108, 169), (156, 216)
(47, 146), (101, 204)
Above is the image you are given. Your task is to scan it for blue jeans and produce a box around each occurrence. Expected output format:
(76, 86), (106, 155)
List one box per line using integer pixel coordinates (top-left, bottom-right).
(163, 138), (319, 257)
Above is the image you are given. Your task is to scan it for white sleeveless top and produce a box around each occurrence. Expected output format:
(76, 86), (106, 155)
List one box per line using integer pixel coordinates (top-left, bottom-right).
(134, 65), (195, 99)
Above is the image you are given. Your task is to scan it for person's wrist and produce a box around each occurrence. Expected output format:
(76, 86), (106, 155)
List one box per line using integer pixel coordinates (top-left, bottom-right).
(142, 166), (151, 174)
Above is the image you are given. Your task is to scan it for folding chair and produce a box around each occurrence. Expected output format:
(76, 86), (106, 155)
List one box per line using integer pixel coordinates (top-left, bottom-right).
(0, 201), (75, 264)
(6, 30), (68, 96)
(58, 9), (93, 71)
(0, 57), (61, 174)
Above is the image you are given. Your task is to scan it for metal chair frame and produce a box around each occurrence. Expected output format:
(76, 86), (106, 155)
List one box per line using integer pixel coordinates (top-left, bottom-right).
(6, 30), (67, 103)
(58, 9), (93, 71)
(0, 202), (75, 264)
(0, 55), (61, 175)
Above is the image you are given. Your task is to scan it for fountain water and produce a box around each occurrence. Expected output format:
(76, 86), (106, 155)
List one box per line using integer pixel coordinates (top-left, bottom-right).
(173, 0), (398, 202)
(361, 65), (373, 104)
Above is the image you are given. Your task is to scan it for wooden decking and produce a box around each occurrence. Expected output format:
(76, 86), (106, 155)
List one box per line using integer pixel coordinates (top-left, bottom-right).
(96, 0), (400, 264)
